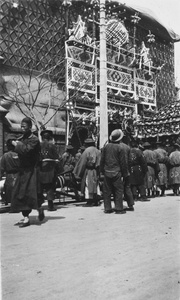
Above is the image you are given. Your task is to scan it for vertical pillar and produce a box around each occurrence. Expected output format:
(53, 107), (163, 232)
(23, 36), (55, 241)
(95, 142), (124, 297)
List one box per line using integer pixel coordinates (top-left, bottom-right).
(99, 0), (108, 149)
(0, 107), (8, 157)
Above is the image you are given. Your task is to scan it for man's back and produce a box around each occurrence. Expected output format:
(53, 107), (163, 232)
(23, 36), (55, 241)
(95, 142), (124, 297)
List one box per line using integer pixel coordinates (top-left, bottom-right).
(101, 142), (129, 178)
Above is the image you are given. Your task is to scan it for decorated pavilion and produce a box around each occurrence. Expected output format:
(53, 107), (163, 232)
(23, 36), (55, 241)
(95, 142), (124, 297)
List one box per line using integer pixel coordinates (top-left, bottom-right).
(0, 0), (180, 154)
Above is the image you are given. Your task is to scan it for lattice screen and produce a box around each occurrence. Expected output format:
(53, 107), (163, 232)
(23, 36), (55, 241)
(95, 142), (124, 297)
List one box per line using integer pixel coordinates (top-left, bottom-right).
(0, 0), (67, 79)
(135, 24), (176, 108)
(0, 0), (176, 107)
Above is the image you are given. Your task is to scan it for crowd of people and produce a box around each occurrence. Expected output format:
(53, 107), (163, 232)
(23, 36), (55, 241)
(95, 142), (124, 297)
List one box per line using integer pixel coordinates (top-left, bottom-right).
(1, 117), (180, 227)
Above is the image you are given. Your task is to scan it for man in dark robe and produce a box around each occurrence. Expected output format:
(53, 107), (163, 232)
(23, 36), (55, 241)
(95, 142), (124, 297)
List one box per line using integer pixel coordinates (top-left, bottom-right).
(0, 135), (20, 205)
(11, 117), (44, 227)
(129, 140), (148, 201)
(120, 137), (135, 211)
(39, 130), (62, 211)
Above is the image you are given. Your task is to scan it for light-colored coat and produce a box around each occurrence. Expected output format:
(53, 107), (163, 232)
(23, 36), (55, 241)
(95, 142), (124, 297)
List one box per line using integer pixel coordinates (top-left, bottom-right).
(73, 146), (101, 199)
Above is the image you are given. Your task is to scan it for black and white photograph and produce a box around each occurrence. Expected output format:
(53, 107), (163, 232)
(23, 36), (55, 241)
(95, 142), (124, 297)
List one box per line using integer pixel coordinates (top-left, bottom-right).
(0, 0), (180, 299)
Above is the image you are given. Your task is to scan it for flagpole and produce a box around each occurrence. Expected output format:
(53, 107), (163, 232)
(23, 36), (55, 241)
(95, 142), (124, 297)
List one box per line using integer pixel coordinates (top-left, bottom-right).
(99, 0), (108, 148)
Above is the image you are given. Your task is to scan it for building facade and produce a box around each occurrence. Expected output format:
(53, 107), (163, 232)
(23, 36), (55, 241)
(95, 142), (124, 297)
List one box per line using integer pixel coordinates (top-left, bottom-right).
(0, 0), (179, 153)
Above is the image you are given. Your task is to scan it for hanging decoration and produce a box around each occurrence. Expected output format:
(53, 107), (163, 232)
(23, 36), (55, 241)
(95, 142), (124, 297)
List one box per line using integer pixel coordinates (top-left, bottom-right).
(135, 101), (180, 139)
(106, 19), (129, 46)
(68, 15), (92, 45)
(139, 41), (153, 75)
(64, 7), (167, 142)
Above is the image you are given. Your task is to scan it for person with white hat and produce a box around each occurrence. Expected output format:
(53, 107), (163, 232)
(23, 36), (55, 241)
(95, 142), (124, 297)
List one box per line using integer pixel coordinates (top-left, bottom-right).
(100, 129), (129, 214)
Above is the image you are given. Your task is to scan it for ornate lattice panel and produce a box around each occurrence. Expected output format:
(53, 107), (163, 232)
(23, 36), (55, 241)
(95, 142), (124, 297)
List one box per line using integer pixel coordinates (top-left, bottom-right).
(0, 0), (67, 79)
(135, 25), (176, 108)
(107, 62), (134, 93)
(0, 0), (176, 111)
(66, 60), (96, 94)
(136, 79), (156, 105)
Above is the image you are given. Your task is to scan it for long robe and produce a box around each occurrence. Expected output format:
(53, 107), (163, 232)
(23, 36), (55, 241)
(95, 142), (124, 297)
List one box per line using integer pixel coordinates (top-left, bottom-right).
(129, 147), (147, 185)
(143, 149), (159, 189)
(168, 150), (180, 185)
(0, 151), (20, 204)
(154, 148), (169, 186)
(39, 141), (60, 184)
(73, 146), (101, 199)
(10, 132), (41, 212)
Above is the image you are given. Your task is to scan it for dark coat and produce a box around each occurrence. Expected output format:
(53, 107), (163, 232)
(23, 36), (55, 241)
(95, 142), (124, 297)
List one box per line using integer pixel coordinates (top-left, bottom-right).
(129, 147), (148, 185)
(10, 132), (41, 212)
(39, 141), (61, 184)
(100, 142), (129, 178)
(0, 151), (20, 204)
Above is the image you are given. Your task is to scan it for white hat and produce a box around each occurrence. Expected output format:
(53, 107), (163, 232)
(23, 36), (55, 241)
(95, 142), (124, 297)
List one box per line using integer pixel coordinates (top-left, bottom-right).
(110, 129), (124, 142)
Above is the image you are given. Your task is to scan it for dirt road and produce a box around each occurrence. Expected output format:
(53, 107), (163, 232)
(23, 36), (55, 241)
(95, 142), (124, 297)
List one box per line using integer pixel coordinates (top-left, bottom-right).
(1, 193), (180, 300)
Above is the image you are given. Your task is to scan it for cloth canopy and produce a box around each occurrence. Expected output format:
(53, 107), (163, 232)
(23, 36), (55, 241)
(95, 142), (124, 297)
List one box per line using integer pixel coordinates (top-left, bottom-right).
(136, 101), (180, 138)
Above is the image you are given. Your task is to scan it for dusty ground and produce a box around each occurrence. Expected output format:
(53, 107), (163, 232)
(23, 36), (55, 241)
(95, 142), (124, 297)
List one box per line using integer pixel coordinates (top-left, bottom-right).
(1, 192), (180, 300)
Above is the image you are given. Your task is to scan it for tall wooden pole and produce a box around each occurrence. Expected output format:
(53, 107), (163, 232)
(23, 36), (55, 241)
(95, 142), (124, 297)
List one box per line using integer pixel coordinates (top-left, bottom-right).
(99, 0), (108, 148)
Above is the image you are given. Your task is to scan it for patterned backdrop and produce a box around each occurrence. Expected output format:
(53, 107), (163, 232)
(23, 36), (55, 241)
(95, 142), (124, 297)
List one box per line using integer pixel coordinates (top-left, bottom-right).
(0, 0), (176, 109)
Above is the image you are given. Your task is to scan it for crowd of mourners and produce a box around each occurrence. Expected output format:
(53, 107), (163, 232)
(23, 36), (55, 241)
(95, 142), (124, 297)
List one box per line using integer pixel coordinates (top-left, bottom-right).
(0, 117), (180, 227)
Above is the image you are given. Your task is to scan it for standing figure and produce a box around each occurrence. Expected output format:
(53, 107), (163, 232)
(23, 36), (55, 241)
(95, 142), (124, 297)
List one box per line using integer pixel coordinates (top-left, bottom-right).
(39, 130), (61, 211)
(11, 117), (44, 227)
(129, 141), (148, 201)
(74, 146), (85, 165)
(62, 144), (75, 172)
(168, 142), (180, 195)
(100, 129), (129, 214)
(73, 138), (101, 206)
(0, 135), (20, 205)
(154, 141), (169, 196)
(120, 137), (135, 211)
(143, 142), (160, 198)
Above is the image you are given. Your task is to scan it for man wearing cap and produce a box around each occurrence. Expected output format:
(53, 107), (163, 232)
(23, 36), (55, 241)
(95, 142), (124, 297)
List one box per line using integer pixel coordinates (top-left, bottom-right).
(154, 141), (169, 196)
(73, 138), (101, 206)
(10, 117), (44, 227)
(129, 140), (148, 201)
(100, 129), (129, 214)
(143, 142), (160, 198)
(0, 134), (20, 205)
(39, 130), (62, 211)
(168, 142), (180, 196)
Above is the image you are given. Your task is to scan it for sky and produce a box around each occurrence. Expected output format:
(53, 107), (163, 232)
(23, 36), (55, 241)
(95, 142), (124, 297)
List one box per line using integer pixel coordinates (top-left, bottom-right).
(122, 0), (180, 86)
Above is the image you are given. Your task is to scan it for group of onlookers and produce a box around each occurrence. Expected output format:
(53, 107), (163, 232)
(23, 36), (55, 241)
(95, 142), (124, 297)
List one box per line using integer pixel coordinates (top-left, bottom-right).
(73, 129), (180, 214)
(1, 118), (180, 226)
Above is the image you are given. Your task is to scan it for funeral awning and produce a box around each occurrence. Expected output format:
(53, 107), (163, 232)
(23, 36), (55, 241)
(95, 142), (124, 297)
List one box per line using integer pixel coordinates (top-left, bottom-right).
(135, 101), (180, 138)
